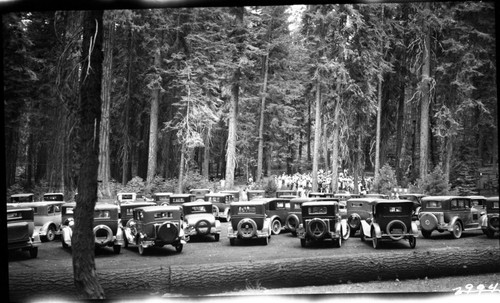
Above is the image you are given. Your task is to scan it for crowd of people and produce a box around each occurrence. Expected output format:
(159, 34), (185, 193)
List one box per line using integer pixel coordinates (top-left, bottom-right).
(272, 170), (374, 197)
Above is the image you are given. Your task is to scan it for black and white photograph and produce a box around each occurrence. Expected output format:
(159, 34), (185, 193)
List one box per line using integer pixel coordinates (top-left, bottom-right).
(2, 0), (499, 302)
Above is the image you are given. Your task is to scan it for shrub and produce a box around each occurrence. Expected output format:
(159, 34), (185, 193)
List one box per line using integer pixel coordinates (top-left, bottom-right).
(409, 164), (454, 195)
(372, 164), (398, 195)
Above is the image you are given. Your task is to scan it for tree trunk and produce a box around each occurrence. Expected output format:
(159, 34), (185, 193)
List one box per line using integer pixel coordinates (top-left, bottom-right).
(178, 143), (186, 193)
(395, 80), (405, 184)
(419, 2), (431, 179)
(202, 134), (210, 179)
(256, 53), (269, 183)
(374, 77), (382, 180)
(322, 111), (329, 168)
(146, 48), (161, 188)
(98, 15), (114, 198)
(224, 7), (244, 190)
(330, 80), (342, 193)
(312, 77), (322, 192)
(73, 10), (105, 299)
(122, 26), (133, 185)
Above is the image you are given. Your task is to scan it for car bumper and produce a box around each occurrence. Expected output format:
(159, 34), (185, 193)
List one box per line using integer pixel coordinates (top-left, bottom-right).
(227, 227), (270, 239)
(187, 227), (221, 236)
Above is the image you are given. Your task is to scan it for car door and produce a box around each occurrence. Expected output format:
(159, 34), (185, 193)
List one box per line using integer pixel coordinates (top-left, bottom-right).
(465, 199), (481, 228)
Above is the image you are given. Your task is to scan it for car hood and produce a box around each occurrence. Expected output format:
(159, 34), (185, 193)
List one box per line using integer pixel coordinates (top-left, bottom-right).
(185, 213), (216, 225)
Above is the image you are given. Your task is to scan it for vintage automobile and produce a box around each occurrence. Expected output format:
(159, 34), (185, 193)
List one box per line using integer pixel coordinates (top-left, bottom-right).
(308, 192), (335, 198)
(346, 198), (379, 237)
(119, 201), (157, 226)
(419, 196), (486, 239)
(10, 201), (65, 242)
(43, 192), (65, 202)
(359, 199), (418, 249)
(219, 190), (241, 202)
(398, 193), (427, 219)
(7, 207), (41, 258)
(10, 193), (35, 203)
(285, 198), (313, 236)
(169, 194), (196, 206)
(296, 201), (349, 248)
(204, 192), (234, 221)
(260, 198), (293, 235)
(275, 189), (298, 198)
(122, 205), (188, 254)
(480, 196), (499, 238)
(183, 201), (221, 241)
(152, 192), (173, 205)
(61, 202), (124, 253)
(467, 195), (487, 211)
(227, 201), (272, 245)
(247, 189), (266, 200)
(189, 188), (211, 200)
(116, 192), (137, 205)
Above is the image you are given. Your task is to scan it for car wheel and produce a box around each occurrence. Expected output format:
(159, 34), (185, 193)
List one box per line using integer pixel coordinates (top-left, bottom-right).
(175, 244), (183, 253)
(230, 238), (236, 246)
(291, 231), (297, 237)
(44, 225), (56, 242)
(62, 238), (69, 249)
(409, 236), (416, 249)
(360, 226), (365, 242)
(334, 236), (342, 248)
(451, 221), (463, 239)
(300, 238), (306, 248)
(214, 234), (220, 242)
(124, 237), (129, 248)
(113, 245), (121, 254)
(421, 230), (432, 239)
(262, 236), (269, 245)
(349, 228), (357, 237)
(271, 219), (282, 235)
(371, 228), (379, 249)
(29, 247), (38, 258)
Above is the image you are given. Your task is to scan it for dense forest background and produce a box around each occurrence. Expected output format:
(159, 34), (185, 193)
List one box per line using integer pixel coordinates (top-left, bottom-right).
(3, 2), (498, 200)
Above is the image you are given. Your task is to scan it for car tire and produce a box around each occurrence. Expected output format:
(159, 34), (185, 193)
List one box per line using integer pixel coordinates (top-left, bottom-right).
(93, 225), (113, 245)
(286, 214), (299, 232)
(175, 244), (183, 253)
(371, 228), (379, 249)
(195, 219), (211, 236)
(409, 236), (416, 249)
(237, 218), (257, 239)
(386, 220), (407, 241)
(421, 229), (432, 239)
(271, 219), (282, 235)
(29, 247), (38, 258)
(300, 238), (306, 248)
(113, 245), (121, 254)
(334, 235), (342, 248)
(360, 226), (365, 242)
(451, 221), (463, 239)
(214, 234), (220, 242)
(229, 238), (236, 246)
(262, 236), (269, 245)
(43, 225), (56, 242)
(291, 231), (297, 237)
(419, 213), (438, 231)
(307, 219), (327, 239)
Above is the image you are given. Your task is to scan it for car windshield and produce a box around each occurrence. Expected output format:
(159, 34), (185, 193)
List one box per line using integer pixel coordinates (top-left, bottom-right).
(95, 210), (111, 218)
(64, 207), (74, 214)
(44, 195), (62, 201)
(154, 212), (173, 219)
(189, 205), (208, 213)
(238, 206), (257, 214)
(308, 206), (327, 215)
(425, 201), (442, 208)
(388, 206), (403, 213)
(171, 198), (186, 203)
(156, 196), (169, 201)
(207, 197), (220, 203)
(120, 194), (134, 200)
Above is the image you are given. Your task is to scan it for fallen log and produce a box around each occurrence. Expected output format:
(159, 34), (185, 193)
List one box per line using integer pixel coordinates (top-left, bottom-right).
(8, 246), (500, 301)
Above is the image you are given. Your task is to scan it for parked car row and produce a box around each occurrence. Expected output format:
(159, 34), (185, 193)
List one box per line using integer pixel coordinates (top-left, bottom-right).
(7, 191), (498, 258)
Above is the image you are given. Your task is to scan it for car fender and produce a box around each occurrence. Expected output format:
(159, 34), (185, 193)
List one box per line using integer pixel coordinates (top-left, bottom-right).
(340, 219), (348, 235)
(270, 215), (281, 224)
(114, 225), (124, 245)
(448, 217), (462, 231)
(411, 221), (419, 236)
(334, 221), (342, 236)
(263, 218), (271, 234)
(40, 221), (56, 236)
(215, 219), (221, 232)
(360, 220), (371, 237)
(371, 223), (382, 238)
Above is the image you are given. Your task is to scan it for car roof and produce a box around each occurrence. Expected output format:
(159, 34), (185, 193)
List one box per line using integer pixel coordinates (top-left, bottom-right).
(170, 193), (194, 197)
(10, 201), (65, 207)
(346, 198), (381, 203)
(7, 207), (33, 213)
(372, 199), (414, 205)
(206, 193), (232, 197)
(44, 192), (64, 195)
(10, 193), (34, 197)
(486, 196), (499, 201)
(421, 196), (468, 201)
(247, 189), (265, 192)
(466, 195), (486, 199)
(153, 192), (172, 195)
(302, 201), (338, 207)
(134, 205), (182, 212)
(95, 203), (119, 210)
(189, 188), (211, 192)
(399, 193), (427, 197)
(230, 200), (267, 206)
(183, 201), (213, 207)
(121, 202), (156, 207)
